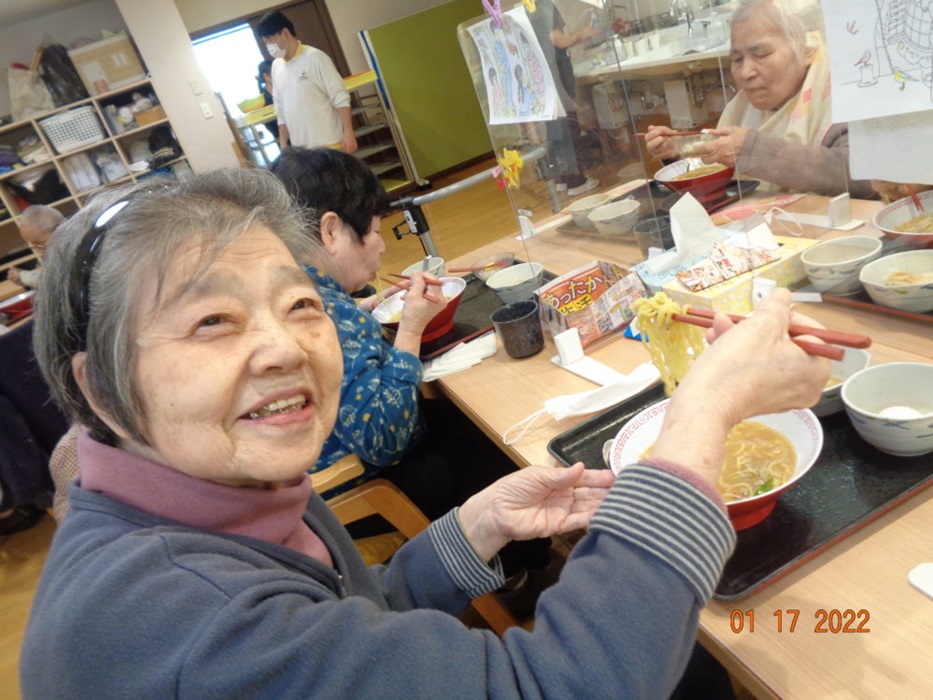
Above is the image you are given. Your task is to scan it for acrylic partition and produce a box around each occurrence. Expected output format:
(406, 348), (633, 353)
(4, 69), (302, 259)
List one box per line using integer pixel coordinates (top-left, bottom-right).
(455, 0), (845, 275)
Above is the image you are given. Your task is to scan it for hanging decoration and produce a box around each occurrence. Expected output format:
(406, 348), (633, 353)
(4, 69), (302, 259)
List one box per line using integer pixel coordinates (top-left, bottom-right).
(493, 148), (523, 189)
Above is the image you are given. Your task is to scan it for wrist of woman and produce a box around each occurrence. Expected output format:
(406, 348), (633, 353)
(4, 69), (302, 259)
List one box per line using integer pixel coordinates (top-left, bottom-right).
(457, 492), (509, 563)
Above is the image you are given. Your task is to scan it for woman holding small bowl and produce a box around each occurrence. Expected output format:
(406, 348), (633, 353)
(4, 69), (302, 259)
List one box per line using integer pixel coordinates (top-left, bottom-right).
(645, 0), (874, 198)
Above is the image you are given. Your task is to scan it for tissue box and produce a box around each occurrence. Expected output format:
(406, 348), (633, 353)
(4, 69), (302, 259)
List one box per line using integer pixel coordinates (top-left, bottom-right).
(661, 236), (817, 314)
(536, 261), (647, 347)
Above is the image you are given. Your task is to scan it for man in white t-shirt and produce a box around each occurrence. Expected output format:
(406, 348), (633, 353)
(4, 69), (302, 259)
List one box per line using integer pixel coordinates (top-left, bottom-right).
(257, 12), (357, 154)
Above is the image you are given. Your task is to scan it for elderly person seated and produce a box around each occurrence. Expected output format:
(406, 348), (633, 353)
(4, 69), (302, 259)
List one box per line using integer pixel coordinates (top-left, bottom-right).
(271, 146), (551, 578)
(6, 204), (64, 289)
(20, 168), (829, 697)
(645, 0), (874, 198)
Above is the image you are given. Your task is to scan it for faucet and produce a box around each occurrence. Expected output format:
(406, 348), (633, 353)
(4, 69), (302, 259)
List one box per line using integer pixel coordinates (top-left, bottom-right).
(670, 0), (695, 36)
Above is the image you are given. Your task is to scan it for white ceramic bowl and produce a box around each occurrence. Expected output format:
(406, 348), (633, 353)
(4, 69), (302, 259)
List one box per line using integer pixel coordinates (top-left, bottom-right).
(842, 362), (933, 456)
(568, 193), (612, 231)
(872, 190), (933, 247)
(609, 399), (823, 530)
(800, 236), (883, 295)
(588, 199), (641, 236)
(485, 262), (545, 305)
(813, 348), (871, 417)
(469, 252), (516, 282)
(858, 250), (933, 313)
(402, 256), (446, 278)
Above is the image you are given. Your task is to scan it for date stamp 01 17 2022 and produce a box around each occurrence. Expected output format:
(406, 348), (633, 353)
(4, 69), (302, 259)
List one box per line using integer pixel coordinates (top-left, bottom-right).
(728, 609), (871, 635)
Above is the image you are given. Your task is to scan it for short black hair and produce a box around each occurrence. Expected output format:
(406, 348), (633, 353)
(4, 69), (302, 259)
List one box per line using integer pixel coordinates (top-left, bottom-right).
(257, 11), (295, 40)
(271, 147), (392, 242)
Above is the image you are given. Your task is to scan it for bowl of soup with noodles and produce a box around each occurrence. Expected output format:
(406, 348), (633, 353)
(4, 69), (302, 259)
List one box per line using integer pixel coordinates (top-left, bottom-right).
(654, 159), (734, 202)
(873, 189), (933, 247)
(858, 250), (933, 313)
(608, 399), (824, 530)
(371, 277), (467, 342)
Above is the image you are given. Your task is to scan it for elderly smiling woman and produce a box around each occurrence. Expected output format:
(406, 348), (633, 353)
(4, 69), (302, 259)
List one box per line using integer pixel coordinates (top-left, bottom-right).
(20, 168), (829, 697)
(647, 0), (874, 198)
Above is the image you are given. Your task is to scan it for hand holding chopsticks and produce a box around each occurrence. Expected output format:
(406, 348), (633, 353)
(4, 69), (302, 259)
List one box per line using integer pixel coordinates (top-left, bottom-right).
(380, 275), (442, 303)
(672, 307), (872, 361)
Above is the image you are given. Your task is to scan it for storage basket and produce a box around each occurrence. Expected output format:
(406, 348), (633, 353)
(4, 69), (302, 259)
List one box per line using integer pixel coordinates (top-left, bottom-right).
(39, 105), (105, 154)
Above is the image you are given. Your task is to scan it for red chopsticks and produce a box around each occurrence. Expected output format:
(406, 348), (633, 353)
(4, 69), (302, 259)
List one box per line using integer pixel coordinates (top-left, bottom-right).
(671, 307), (873, 361)
(379, 276), (441, 303)
(636, 130), (704, 137)
(387, 273), (444, 286)
(447, 262), (511, 273)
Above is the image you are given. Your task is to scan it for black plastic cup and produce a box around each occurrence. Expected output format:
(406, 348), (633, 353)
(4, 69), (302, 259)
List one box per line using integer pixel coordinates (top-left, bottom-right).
(491, 300), (544, 359)
(633, 215), (674, 259)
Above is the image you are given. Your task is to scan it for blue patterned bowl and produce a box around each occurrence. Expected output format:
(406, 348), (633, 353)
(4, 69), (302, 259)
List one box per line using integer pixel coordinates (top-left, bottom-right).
(800, 236), (883, 295)
(842, 362), (933, 456)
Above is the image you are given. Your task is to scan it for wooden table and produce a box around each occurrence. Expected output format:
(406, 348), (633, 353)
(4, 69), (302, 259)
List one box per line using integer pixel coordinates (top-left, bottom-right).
(434, 191), (933, 698)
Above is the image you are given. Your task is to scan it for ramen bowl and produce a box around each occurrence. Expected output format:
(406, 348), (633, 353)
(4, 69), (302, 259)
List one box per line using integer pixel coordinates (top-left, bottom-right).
(841, 362), (933, 457)
(872, 190), (933, 247)
(485, 262), (545, 305)
(371, 277), (467, 342)
(588, 198), (641, 236)
(812, 348), (871, 417)
(568, 193), (612, 231)
(608, 399), (823, 530)
(858, 249), (933, 313)
(654, 159), (734, 201)
(800, 236), (883, 295)
(469, 252), (516, 282)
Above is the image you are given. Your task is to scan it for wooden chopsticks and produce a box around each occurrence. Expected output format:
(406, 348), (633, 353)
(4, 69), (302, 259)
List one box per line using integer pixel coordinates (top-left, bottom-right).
(672, 307), (873, 361)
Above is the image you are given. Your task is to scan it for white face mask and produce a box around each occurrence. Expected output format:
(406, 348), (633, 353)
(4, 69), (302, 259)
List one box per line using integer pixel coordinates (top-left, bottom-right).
(266, 43), (285, 59)
(502, 363), (661, 446)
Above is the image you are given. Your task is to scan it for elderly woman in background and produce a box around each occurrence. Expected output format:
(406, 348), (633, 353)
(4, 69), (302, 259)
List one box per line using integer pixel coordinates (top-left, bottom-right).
(21, 168), (829, 697)
(646, 0), (874, 198)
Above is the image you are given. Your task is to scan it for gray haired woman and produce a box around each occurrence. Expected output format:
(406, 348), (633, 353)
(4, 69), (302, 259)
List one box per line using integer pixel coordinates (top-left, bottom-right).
(21, 168), (828, 698)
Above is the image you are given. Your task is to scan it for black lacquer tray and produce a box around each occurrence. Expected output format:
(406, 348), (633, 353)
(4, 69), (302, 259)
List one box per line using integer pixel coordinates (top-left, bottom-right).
(547, 384), (933, 599)
(418, 265), (556, 360)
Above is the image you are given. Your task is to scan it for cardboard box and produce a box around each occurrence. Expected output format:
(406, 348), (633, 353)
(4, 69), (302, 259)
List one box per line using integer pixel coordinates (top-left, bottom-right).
(537, 261), (647, 347)
(661, 236), (817, 314)
(134, 105), (166, 126)
(68, 33), (146, 95)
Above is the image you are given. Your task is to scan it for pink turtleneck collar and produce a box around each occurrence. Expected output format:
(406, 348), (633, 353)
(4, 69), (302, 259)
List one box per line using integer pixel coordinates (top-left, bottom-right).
(77, 432), (334, 568)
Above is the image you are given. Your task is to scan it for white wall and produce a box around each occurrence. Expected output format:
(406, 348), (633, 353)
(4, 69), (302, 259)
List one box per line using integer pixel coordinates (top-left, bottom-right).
(173, 0), (454, 75)
(115, 0), (239, 170)
(0, 0), (125, 118)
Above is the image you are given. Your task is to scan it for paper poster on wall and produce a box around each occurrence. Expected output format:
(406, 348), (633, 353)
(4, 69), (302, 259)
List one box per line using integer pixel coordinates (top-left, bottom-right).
(821, 0), (933, 122)
(467, 7), (562, 125)
(849, 112), (933, 183)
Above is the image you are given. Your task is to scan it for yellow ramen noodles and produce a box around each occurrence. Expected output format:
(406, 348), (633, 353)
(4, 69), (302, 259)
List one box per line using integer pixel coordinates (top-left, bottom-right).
(670, 164), (726, 181)
(884, 270), (933, 286)
(641, 421), (796, 502)
(894, 212), (933, 234)
(633, 292), (706, 395)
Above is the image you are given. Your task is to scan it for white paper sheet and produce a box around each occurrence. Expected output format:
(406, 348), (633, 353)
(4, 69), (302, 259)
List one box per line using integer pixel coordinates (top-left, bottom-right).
(466, 8), (562, 125)
(849, 112), (933, 184)
(822, 0), (933, 122)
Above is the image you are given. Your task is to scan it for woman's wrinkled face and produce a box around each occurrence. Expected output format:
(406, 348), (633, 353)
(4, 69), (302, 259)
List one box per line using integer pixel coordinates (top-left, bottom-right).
(126, 224), (342, 486)
(730, 17), (809, 112)
(331, 215), (385, 293)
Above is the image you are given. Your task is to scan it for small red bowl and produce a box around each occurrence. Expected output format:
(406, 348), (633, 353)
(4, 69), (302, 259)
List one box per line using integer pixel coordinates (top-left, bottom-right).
(371, 277), (467, 342)
(0, 290), (35, 322)
(655, 159), (735, 203)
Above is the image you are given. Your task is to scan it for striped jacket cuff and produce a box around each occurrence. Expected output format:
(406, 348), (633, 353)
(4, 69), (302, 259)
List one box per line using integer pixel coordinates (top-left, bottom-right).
(590, 464), (736, 603)
(428, 509), (504, 599)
